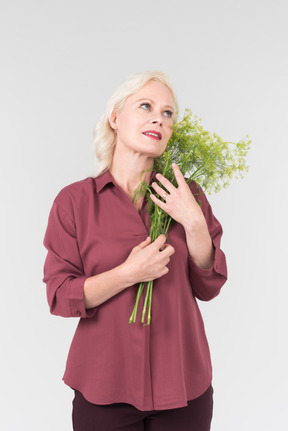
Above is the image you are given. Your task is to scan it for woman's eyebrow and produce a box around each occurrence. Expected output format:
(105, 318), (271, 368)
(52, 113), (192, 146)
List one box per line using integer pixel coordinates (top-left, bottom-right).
(136, 98), (174, 111)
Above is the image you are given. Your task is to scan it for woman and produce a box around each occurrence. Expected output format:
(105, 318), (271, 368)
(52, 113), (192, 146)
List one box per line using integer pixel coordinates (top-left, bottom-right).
(43, 71), (227, 431)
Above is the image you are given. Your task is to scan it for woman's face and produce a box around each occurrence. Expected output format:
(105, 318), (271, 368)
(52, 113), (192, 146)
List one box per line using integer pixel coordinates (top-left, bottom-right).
(110, 80), (175, 159)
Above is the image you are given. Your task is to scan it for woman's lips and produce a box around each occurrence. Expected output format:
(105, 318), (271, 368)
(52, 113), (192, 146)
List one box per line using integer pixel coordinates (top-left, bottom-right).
(143, 130), (162, 140)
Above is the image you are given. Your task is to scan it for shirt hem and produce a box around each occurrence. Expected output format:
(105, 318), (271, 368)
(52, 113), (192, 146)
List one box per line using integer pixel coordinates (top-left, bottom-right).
(64, 377), (212, 411)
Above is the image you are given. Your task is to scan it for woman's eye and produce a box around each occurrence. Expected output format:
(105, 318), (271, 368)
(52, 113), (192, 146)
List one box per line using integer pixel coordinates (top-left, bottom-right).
(163, 110), (173, 118)
(140, 103), (151, 110)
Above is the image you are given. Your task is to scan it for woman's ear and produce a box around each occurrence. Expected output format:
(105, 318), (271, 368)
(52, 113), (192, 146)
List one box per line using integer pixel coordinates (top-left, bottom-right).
(109, 110), (118, 131)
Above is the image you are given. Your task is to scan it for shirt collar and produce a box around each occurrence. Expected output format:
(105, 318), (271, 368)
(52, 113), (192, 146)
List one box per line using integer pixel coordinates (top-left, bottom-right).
(94, 170), (116, 193)
(94, 169), (157, 193)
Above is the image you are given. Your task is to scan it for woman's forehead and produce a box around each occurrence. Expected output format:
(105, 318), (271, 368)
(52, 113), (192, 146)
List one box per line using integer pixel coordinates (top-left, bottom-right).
(128, 80), (174, 107)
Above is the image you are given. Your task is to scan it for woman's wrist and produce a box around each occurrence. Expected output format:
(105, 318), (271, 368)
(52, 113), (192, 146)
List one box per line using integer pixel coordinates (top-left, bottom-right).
(83, 264), (134, 309)
(184, 222), (215, 269)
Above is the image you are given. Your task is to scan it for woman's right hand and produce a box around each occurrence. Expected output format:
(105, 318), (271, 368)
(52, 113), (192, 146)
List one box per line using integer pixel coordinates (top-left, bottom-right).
(122, 234), (175, 285)
(83, 235), (175, 309)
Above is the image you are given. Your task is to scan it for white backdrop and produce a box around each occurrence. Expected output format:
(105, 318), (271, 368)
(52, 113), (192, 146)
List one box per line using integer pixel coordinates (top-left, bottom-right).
(1, 0), (287, 430)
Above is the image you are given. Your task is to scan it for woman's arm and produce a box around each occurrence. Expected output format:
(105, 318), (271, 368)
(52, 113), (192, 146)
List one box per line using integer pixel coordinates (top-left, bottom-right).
(182, 218), (215, 269)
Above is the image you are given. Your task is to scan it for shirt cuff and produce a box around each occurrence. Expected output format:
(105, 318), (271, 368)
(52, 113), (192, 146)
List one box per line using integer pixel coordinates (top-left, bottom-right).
(188, 239), (227, 278)
(188, 239), (227, 301)
(68, 276), (98, 319)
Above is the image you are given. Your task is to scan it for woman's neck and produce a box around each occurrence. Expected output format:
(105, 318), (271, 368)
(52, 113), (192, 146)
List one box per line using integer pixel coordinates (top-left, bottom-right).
(109, 157), (154, 193)
(110, 151), (154, 206)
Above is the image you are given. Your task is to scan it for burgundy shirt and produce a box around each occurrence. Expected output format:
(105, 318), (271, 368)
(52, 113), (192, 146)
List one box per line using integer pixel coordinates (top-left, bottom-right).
(43, 170), (227, 411)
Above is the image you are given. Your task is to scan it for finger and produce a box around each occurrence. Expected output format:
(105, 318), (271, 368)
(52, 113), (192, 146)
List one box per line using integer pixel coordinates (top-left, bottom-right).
(158, 241), (175, 256)
(136, 236), (152, 249)
(161, 267), (169, 276)
(150, 193), (167, 211)
(161, 245), (175, 257)
(152, 234), (167, 249)
(155, 173), (177, 193)
(151, 182), (169, 199)
(160, 242), (174, 251)
(171, 163), (186, 186)
(164, 257), (170, 265)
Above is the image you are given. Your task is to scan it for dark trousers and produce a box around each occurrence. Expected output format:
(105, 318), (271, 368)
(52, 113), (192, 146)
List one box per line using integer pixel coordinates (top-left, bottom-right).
(72, 385), (213, 431)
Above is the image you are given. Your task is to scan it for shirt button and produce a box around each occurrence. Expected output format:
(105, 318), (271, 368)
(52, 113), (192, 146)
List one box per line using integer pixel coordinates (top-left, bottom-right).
(75, 310), (81, 317)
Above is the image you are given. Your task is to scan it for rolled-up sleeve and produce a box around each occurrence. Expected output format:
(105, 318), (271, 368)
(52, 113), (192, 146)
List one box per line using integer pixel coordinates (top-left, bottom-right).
(188, 185), (228, 301)
(43, 200), (97, 318)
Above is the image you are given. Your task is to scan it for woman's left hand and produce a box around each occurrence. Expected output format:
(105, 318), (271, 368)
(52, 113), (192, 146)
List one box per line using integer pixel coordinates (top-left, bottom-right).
(150, 163), (215, 269)
(150, 163), (205, 231)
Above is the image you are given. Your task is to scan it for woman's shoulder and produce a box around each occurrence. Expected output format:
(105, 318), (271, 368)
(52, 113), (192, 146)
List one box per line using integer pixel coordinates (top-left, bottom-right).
(53, 177), (95, 212)
(57, 177), (94, 196)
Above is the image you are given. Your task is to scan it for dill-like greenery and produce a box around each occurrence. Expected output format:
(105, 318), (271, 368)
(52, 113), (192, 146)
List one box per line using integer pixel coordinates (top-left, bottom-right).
(129, 109), (251, 325)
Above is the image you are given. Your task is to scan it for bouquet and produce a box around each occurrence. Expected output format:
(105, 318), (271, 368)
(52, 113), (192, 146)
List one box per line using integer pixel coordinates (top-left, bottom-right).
(129, 109), (250, 325)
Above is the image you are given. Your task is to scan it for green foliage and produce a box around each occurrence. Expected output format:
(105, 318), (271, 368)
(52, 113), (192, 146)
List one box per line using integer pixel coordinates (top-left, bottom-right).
(129, 109), (251, 325)
(155, 109), (250, 194)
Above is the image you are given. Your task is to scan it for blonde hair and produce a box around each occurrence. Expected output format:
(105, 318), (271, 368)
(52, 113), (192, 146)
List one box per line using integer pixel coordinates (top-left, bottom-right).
(92, 70), (179, 176)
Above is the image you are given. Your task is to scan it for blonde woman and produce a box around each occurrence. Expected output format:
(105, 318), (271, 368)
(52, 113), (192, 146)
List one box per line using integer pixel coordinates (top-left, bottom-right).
(43, 71), (227, 431)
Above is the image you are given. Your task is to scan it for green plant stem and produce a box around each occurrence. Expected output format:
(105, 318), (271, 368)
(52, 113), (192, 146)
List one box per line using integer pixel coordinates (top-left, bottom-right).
(147, 281), (153, 325)
(129, 282), (145, 323)
(141, 281), (152, 324)
(164, 217), (172, 235)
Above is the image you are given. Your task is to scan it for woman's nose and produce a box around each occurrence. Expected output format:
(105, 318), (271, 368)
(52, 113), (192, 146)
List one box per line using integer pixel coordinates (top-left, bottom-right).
(151, 116), (162, 125)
